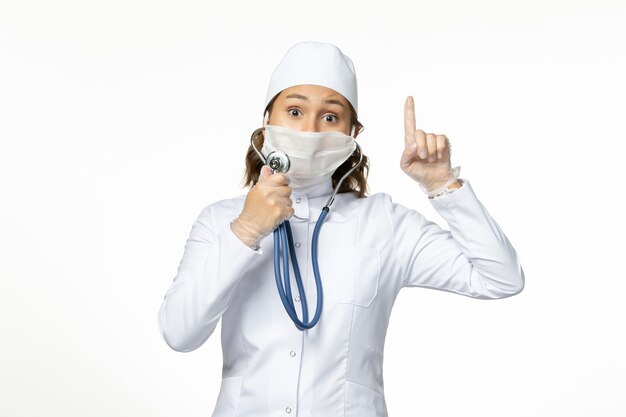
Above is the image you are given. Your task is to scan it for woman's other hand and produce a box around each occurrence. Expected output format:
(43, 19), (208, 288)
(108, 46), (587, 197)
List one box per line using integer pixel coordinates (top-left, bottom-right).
(400, 95), (458, 192)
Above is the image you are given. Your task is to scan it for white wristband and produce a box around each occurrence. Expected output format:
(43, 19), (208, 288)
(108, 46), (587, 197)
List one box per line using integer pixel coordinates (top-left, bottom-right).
(420, 166), (462, 198)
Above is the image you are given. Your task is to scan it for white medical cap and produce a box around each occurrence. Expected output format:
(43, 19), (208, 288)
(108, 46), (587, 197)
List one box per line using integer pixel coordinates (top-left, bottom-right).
(264, 41), (358, 115)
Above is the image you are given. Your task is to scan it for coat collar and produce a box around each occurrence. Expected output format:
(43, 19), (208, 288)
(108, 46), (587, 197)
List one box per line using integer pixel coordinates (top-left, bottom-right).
(290, 179), (357, 223)
(291, 178), (334, 199)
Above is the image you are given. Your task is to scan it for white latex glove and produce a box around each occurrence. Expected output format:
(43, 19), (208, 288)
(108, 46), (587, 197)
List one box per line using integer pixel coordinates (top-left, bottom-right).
(230, 165), (294, 250)
(400, 96), (459, 192)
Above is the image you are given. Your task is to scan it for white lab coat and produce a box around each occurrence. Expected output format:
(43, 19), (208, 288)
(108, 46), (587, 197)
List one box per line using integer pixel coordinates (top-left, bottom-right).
(158, 177), (524, 417)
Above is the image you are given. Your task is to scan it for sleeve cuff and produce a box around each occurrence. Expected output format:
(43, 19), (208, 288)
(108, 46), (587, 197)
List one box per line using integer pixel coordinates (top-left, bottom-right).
(428, 178), (470, 205)
(223, 221), (265, 256)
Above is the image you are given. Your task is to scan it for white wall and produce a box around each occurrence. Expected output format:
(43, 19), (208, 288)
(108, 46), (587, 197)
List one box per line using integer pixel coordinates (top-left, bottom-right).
(1, 0), (624, 416)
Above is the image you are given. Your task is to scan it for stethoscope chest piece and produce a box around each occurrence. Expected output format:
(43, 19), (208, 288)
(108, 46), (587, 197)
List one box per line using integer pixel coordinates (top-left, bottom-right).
(266, 151), (290, 174)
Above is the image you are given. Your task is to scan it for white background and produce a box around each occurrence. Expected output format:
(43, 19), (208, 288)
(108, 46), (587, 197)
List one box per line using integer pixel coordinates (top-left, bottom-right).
(1, 0), (625, 416)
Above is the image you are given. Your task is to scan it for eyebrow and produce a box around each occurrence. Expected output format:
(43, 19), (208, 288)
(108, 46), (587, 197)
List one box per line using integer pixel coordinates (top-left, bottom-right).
(285, 93), (346, 109)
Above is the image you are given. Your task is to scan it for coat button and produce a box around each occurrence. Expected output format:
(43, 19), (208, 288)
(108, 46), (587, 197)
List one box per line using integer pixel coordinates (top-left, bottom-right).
(290, 350), (296, 357)
(295, 242), (301, 248)
(285, 406), (292, 413)
(294, 296), (300, 302)
(295, 198), (301, 204)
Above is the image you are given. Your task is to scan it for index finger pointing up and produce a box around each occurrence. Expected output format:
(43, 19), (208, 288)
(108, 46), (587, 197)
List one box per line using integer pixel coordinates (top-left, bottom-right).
(404, 96), (416, 147)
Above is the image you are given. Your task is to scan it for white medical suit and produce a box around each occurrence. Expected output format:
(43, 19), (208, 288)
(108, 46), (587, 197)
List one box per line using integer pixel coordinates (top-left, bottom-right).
(158, 177), (525, 417)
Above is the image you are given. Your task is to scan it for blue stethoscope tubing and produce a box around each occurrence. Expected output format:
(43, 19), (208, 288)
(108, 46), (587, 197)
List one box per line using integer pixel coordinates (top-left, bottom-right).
(273, 207), (329, 330)
(250, 127), (363, 330)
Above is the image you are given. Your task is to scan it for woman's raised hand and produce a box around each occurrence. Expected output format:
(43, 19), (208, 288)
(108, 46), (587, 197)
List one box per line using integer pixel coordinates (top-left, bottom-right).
(400, 95), (456, 191)
(231, 165), (295, 250)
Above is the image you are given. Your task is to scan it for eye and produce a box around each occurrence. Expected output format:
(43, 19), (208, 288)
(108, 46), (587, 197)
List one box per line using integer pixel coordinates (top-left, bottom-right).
(324, 114), (338, 122)
(288, 108), (301, 117)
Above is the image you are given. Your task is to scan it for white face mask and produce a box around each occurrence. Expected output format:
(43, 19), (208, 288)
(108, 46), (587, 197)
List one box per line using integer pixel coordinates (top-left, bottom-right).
(261, 124), (357, 194)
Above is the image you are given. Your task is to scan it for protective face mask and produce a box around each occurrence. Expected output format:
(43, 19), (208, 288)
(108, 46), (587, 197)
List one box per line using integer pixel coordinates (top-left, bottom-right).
(261, 124), (357, 194)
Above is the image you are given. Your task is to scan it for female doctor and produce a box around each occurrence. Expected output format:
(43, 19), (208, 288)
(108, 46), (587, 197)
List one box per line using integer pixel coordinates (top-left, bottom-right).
(158, 41), (525, 417)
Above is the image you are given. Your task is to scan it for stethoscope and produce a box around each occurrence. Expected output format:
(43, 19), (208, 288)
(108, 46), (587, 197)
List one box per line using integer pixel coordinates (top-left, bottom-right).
(251, 128), (363, 331)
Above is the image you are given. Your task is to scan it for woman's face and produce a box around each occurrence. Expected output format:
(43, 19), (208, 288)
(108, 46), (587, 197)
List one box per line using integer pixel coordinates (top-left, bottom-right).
(267, 84), (356, 137)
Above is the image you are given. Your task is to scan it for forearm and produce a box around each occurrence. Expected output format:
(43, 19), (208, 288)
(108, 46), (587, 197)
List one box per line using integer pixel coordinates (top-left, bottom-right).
(158, 221), (261, 352)
(428, 180), (525, 298)
(444, 179), (461, 190)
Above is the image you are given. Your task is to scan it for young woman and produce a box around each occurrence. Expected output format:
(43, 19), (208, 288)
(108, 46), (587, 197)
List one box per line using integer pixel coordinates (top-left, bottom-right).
(158, 41), (524, 417)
